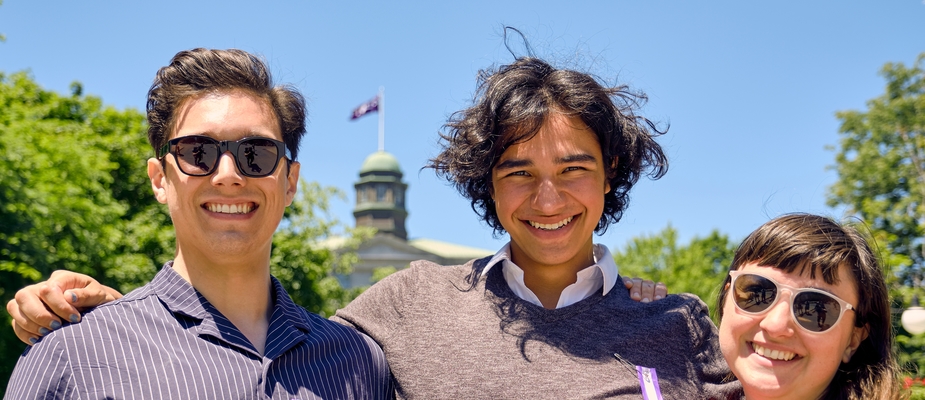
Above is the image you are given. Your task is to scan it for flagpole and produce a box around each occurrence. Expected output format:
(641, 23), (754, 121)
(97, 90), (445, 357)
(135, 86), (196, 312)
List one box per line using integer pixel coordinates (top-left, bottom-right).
(378, 86), (385, 152)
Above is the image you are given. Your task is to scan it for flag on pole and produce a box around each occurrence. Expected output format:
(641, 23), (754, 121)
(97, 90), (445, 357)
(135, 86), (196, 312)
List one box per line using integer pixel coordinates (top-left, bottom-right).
(350, 95), (379, 120)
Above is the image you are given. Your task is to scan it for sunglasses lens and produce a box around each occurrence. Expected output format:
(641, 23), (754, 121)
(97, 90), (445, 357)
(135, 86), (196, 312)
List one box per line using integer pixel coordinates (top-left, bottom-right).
(175, 137), (219, 175)
(237, 138), (281, 177)
(793, 292), (842, 332)
(732, 274), (777, 313)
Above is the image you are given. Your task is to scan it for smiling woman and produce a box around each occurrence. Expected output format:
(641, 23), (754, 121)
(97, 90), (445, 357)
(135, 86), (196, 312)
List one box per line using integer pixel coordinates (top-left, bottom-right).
(717, 213), (904, 400)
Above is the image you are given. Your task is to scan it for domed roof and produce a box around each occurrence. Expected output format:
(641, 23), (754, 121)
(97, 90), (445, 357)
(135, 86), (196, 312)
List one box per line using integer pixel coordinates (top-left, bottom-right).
(360, 151), (402, 174)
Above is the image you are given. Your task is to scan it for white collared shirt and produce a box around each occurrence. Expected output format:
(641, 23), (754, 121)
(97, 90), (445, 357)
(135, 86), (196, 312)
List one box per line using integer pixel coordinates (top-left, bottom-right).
(481, 243), (619, 309)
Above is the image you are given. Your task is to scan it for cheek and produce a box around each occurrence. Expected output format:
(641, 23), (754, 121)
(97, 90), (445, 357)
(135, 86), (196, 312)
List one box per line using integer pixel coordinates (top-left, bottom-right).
(805, 329), (854, 369)
(491, 183), (524, 214)
(567, 174), (608, 194)
(719, 301), (749, 354)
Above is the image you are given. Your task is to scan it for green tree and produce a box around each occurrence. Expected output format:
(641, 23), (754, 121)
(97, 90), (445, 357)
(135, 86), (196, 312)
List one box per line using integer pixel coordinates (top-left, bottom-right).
(612, 225), (736, 322)
(0, 71), (174, 388)
(829, 53), (925, 281)
(827, 53), (925, 377)
(271, 180), (374, 317)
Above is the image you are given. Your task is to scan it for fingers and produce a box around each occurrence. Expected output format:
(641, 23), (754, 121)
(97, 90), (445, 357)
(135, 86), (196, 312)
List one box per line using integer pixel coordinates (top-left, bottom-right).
(37, 281), (81, 323)
(654, 282), (667, 299)
(624, 277), (667, 303)
(8, 299), (40, 345)
(103, 285), (124, 301)
(46, 269), (116, 313)
(8, 286), (65, 346)
(64, 285), (120, 309)
(6, 269), (111, 346)
(626, 277), (644, 301)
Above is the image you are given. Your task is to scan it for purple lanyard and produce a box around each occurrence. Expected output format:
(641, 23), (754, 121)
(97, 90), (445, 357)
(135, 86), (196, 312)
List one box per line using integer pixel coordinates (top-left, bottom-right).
(636, 365), (664, 400)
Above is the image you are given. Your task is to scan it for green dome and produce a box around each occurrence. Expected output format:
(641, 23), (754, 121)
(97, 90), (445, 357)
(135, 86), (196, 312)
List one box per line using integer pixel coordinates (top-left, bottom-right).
(360, 151), (402, 174)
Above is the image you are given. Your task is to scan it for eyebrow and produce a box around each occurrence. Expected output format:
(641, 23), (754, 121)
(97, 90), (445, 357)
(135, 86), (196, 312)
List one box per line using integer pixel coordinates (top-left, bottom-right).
(494, 153), (599, 171)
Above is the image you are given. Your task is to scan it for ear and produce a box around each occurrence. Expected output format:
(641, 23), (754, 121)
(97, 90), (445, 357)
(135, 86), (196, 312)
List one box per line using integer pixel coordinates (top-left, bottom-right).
(605, 156), (619, 194)
(284, 161), (300, 207)
(843, 323), (870, 363)
(147, 158), (169, 204)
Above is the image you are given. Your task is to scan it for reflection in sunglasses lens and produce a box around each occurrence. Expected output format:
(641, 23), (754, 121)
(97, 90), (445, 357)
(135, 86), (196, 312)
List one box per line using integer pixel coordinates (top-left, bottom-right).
(733, 275), (777, 313)
(794, 292), (840, 332)
(177, 138), (218, 175)
(240, 139), (279, 175)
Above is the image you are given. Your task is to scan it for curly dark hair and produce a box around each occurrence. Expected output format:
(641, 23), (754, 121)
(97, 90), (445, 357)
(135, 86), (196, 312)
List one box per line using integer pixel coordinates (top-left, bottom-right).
(146, 48), (306, 159)
(717, 213), (904, 400)
(426, 56), (668, 235)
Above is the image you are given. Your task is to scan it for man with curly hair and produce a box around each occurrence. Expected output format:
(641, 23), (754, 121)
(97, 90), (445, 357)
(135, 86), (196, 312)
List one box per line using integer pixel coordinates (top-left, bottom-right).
(332, 55), (740, 398)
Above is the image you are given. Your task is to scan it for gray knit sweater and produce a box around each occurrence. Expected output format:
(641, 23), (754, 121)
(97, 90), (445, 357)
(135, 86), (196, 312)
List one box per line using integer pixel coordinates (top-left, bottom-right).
(333, 257), (742, 399)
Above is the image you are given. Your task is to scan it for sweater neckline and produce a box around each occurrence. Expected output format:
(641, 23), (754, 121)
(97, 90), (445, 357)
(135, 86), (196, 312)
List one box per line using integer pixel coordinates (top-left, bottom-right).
(481, 264), (616, 322)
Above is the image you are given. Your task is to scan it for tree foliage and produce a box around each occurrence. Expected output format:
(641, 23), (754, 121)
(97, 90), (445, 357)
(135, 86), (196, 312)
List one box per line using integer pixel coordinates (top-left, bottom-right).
(0, 72), (365, 390)
(612, 225), (737, 322)
(827, 53), (925, 377)
(828, 53), (925, 282)
(271, 180), (373, 317)
(0, 71), (174, 388)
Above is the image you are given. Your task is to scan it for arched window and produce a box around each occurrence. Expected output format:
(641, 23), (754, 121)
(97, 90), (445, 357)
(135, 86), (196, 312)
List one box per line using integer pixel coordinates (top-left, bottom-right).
(377, 184), (387, 202)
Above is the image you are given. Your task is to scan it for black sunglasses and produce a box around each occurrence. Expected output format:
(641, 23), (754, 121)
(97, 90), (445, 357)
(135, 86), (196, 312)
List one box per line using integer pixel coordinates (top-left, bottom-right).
(158, 135), (290, 178)
(729, 271), (856, 333)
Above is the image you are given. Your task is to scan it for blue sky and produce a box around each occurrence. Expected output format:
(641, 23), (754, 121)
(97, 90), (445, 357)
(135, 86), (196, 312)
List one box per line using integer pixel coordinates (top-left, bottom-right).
(1, 1), (923, 253)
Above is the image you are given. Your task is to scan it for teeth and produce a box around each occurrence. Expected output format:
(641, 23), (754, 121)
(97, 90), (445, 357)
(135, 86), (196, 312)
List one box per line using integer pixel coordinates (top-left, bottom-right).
(207, 203), (253, 214)
(529, 216), (574, 231)
(752, 343), (796, 361)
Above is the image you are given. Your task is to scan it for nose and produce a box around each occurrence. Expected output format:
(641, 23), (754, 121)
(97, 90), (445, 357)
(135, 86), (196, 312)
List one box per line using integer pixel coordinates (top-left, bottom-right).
(758, 291), (796, 338)
(530, 177), (566, 214)
(211, 152), (246, 186)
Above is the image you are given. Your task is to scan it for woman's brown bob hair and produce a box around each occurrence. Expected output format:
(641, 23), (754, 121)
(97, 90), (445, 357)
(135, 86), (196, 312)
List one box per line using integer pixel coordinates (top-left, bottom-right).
(717, 213), (903, 400)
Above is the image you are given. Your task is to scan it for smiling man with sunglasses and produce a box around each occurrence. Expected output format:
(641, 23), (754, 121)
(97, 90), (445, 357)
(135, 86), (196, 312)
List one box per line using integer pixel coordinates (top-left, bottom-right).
(5, 48), (392, 399)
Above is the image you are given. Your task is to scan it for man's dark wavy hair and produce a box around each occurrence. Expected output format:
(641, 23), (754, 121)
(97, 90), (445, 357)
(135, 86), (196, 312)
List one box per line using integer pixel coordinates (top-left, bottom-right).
(146, 48), (306, 160)
(426, 55), (668, 236)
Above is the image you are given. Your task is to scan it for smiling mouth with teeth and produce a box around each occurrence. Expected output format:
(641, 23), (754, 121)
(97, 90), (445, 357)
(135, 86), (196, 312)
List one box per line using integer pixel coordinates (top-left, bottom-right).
(205, 203), (255, 214)
(528, 216), (574, 231)
(751, 342), (797, 361)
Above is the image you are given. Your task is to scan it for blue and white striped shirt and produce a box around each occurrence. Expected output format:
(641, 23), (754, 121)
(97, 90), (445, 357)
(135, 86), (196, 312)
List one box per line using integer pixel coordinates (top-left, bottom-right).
(5, 263), (393, 399)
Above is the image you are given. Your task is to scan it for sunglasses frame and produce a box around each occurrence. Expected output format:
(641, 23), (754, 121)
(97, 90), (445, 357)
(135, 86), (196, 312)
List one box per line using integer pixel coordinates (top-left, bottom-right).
(157, 135), (291, 178)
(728, 270), (856, 334)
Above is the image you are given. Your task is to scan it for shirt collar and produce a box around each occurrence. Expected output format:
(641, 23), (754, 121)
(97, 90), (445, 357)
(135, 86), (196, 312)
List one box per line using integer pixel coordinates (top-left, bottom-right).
(151, 261), (311, 333)
(482, 242), (619, 296)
